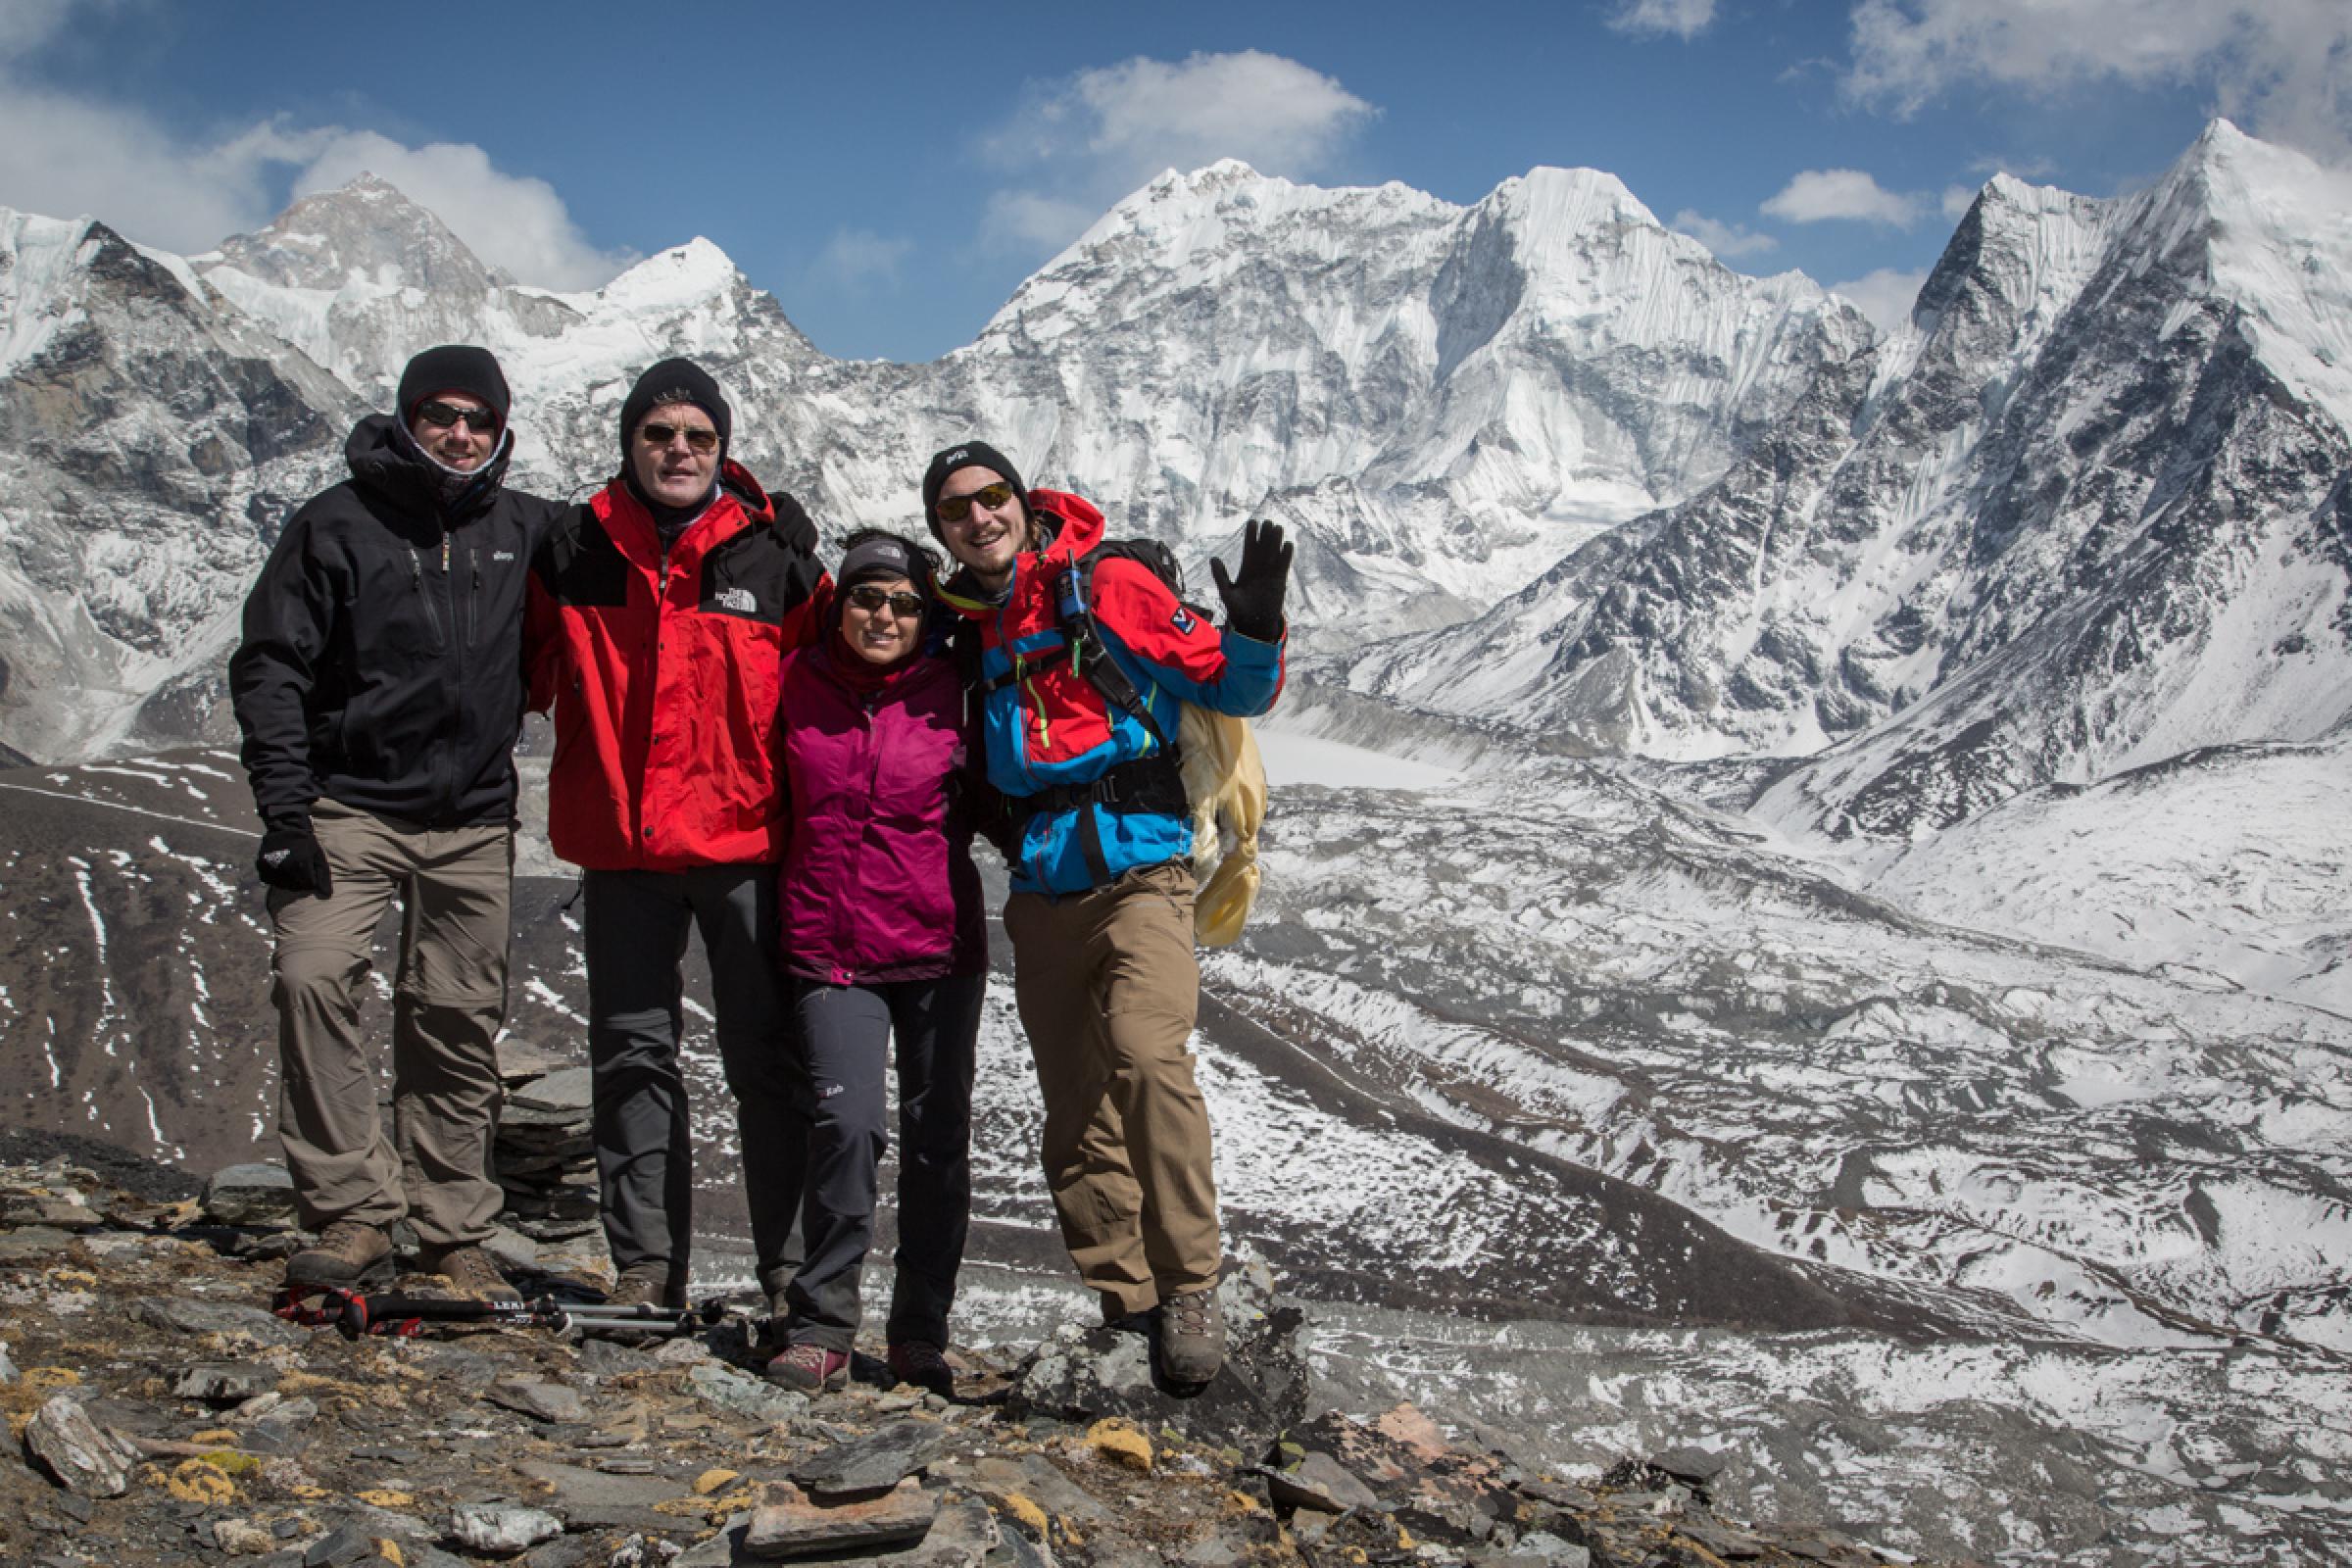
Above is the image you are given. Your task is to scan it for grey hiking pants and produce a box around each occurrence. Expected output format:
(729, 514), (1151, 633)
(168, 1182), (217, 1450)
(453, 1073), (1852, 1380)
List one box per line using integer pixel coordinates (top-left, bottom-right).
(780, 973), (985, 1351)
(269, 800), (511, 1250)
(583, 865), (800, 1293)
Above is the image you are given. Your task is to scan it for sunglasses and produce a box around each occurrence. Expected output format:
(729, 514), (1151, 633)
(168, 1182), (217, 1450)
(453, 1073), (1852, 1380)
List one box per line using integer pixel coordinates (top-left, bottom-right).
(846, 584), (927, 619)
(934, 481), (1018, 524)
(638, 421), (720, 453)
(416, 400), (501, 434)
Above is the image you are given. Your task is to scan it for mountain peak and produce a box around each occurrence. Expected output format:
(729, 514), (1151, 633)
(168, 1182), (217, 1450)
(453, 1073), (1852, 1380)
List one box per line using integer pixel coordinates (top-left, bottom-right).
(594, 236), (747, 312)
(203, 175), (498, 294)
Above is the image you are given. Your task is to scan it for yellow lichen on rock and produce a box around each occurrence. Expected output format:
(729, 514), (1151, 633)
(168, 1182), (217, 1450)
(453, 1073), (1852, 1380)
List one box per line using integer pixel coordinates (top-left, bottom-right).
(1001, 1492), (1050, 1535)
(168, 1458), (238, 1504)
(1085, 1416), (1153, 1472)
(692, 1467), (740, 1495)
(374, 1541), (406, 1567)
(356, 1488), (415, 1507)
(191, 1428), (239, 1444)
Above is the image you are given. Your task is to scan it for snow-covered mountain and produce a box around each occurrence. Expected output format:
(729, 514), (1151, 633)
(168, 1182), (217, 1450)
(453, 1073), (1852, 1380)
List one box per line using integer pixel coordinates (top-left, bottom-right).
(0, 156), (1862, 764)
(1336, 122), (2352, 841)
(0, 210), (355, 762)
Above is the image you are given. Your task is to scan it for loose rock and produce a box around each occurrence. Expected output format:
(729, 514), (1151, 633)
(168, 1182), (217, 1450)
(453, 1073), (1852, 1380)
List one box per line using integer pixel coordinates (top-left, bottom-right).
(172, 1362), (273, 1405)
(487, 1377), (589, 1425)
(132, 1295), (305, 1348)
(741, 1477), (937, 1558)
(683, 1360), (808, 1427)
(201, 1163), (300, 1228)
(24, 1390), (142, 1497)
(788, 1418), (951, 1496)
(449, 1501), (565, 1556)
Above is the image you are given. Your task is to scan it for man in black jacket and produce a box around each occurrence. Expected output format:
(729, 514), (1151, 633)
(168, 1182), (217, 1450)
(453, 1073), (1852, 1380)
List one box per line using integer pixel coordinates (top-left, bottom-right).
(231, 344), (550, 1302)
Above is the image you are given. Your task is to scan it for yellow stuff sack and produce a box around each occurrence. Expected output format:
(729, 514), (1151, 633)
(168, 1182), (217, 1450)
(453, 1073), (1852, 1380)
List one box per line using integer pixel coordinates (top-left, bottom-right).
(1178, 703), (1266, 947)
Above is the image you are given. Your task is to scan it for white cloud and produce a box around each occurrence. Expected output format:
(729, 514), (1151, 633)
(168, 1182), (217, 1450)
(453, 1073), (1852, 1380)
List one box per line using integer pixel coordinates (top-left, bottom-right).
(289, 132), (624, 289)
(1844, 0), (2352, 163)
(1670, 209), (1780, 257)
(978, 50), (1376, 254)
(0, 5), (626, 287)
(1830, 267), (1931, 333)
(1761, 168), (1923, 225)
(811, 227), (914, 293)
(1940, 183), (1980, 220)
(985, 194), (1103, 257)
(1606, 0), (1717, 40)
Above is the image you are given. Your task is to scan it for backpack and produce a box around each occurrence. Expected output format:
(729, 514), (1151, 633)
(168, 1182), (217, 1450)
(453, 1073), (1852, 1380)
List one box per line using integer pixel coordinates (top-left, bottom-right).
(973, 539), (1267, 945)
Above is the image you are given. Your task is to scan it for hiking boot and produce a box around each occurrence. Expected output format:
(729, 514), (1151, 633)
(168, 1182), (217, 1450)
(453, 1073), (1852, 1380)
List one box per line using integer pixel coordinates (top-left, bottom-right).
(1155, 1285), (1225, 1385)
(764, 1342), (850, 1393)
(607, 1264), (686, 1311)
(419, 1243), (521, 1303)
(886, 1340), (956, 1398)
(284, 1219), (394, 1292)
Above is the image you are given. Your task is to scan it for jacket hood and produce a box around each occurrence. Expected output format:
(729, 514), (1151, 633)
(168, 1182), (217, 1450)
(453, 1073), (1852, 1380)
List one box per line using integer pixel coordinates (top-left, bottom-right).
(937, 487), (1104, 617)
(345, 412), (512, 522)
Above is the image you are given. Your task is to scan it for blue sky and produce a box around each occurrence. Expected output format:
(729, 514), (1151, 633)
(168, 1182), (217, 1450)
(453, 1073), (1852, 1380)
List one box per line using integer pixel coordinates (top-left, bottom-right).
(2, 1), (2343, 360)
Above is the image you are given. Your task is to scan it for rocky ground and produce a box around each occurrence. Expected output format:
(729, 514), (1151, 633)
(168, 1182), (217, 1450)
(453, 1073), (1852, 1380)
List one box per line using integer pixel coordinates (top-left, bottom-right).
(0, 1145), (1959, 1568)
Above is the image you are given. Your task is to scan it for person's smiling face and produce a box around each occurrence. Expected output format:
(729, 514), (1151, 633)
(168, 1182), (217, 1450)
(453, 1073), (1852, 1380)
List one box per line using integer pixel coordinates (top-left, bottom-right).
(630, 403), (720, 509)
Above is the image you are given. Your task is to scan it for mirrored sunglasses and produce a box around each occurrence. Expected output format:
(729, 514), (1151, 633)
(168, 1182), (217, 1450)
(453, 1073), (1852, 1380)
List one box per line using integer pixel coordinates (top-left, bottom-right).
(638, 420), (719, 453)
(846, 584), (927, 618)
(934, 481), (1017, 523)
(416, 399), (501, 434)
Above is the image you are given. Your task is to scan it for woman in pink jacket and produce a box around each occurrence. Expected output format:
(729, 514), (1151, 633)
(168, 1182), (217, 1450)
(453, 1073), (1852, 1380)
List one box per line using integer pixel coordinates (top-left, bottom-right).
(764, 530), (988, 1396)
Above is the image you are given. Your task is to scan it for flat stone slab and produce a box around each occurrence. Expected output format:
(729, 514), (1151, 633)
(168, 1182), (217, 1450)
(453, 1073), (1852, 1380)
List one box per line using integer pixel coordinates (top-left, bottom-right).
(487, 1377), (588, 1425)
(201, 1163), (299, 1228)
(509, 1067), (593, 1112)
(789, 1418), (952, 1496)
(684, 1360), (808, 1428)
(742, 1478), (936, 1559)
(133, 1296), (305, 1348)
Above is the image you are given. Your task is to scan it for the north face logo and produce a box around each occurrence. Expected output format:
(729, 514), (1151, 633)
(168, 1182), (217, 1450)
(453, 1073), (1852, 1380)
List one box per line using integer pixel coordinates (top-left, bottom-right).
(715, 587), (758, 613)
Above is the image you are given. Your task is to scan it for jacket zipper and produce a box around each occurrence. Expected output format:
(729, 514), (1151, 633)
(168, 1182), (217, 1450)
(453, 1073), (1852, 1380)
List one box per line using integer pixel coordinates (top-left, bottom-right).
(412, 552), (443, 645)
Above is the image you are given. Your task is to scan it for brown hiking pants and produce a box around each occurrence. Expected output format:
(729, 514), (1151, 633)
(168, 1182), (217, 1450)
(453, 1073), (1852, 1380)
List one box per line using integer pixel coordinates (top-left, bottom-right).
(1003, 859), (1218, 1317)
(268, 800), (512, 1249)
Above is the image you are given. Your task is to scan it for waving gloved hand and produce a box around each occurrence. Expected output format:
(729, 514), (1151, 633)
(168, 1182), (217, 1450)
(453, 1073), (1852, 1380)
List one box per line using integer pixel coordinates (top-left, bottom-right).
(1209, 518), (1293, 642)
(257, 818), (334, 898)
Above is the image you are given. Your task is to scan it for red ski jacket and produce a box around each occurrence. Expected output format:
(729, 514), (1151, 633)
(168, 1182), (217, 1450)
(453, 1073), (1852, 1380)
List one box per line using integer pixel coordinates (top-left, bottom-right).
(526, 463), (829, 870)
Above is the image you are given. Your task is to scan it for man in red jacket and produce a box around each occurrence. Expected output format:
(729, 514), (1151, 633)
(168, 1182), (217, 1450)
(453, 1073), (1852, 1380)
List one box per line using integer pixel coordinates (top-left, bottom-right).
(526, 359), (829, 1310)
(925, 439), (1289, 1387)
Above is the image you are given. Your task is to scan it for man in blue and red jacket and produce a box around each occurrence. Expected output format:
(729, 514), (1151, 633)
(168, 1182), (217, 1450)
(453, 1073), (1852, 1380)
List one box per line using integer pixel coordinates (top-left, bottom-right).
(926, 439), (1290, 1385)
(526, 359), (830, 1311)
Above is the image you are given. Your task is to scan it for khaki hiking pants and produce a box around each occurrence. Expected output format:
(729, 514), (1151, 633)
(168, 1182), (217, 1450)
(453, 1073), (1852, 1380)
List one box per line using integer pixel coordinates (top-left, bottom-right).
(1004, 859), (1218, 1318)
(268, 800), (512, 1249)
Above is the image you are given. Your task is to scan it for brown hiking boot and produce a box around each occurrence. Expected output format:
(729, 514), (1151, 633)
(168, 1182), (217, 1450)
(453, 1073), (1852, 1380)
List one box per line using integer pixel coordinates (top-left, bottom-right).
(886, 1340), (956, 1398)
(1155, 1285), (1225, 1386)
(607, 1263), (685, 1310)
(284, 1219), (394, 1293)
(419, 1243), (521, 1303)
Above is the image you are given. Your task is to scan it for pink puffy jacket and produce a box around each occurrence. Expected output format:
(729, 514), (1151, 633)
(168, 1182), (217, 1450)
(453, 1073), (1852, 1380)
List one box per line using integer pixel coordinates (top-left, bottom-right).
(776, 640), (987, 986)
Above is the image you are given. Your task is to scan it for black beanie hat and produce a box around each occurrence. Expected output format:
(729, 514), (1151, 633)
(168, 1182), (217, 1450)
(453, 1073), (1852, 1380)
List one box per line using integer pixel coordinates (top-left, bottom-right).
(839, 531), (930, 590)
(619, 358), (732, 467)
(921, 440), (1028, 540)
(397, 345), (511, 424)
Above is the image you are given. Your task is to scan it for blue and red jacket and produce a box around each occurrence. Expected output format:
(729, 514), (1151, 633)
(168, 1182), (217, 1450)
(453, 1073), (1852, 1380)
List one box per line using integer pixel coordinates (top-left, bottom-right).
(938, 489), (1285, 896)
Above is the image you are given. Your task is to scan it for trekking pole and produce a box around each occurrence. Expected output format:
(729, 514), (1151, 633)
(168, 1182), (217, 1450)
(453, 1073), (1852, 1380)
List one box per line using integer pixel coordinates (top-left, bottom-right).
(273, 1285), (725, 1340)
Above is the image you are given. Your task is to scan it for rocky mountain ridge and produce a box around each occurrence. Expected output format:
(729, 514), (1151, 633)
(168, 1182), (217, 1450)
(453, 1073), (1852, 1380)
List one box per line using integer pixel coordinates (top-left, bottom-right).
(0, 151), (1863, 763)
(1331, 122), (2352, 843)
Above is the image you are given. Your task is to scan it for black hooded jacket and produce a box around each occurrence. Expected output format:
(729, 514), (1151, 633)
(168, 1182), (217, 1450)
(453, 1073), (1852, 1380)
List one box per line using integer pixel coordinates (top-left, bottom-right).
(230, 413), (558, 831)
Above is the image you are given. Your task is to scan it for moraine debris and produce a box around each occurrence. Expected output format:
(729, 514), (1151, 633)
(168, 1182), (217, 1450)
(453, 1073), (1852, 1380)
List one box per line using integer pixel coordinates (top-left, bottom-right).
(0, 1148), (1957, 1568)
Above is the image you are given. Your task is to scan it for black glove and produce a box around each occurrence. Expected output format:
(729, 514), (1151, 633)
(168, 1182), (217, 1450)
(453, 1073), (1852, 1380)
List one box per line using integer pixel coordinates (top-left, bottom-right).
(257, 820), (333, 898)
(1209, 518), (1293, 642)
